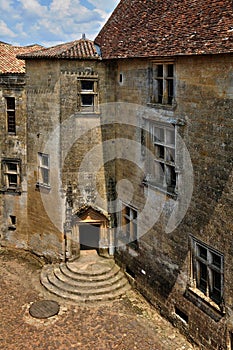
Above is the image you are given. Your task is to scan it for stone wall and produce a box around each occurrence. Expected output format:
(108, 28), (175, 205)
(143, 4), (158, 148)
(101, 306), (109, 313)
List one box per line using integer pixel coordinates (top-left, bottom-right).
(25, 58), (117, 260)
(113, 55), (233, 349)
(0, 73), (28, 249)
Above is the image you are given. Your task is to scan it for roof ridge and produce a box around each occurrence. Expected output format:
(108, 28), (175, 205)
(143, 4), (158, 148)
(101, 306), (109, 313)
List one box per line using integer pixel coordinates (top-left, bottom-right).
(17, 38), (101, 60)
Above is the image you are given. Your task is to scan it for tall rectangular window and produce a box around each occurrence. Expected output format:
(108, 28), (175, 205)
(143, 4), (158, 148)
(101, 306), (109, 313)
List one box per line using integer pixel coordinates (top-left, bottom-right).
(38, 153), (50, 187)
(2, 159), (20, 191)
(121, 205), (138, 250)
(77, 78), (98, 113)
(151, 63), (174, 105)
(149, 123), (176, 194)
(191, 238), (224, 305)
(6, 97), (16, 134)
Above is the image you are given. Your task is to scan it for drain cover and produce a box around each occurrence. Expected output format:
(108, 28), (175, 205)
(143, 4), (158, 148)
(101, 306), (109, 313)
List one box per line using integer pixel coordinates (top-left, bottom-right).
(29, 300), (60, 319)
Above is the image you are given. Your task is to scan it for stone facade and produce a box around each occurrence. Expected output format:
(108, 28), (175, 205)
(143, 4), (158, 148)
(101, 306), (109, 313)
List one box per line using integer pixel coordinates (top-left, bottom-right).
(0, 9), (233, 350)
(0, 72), (28, 249)
(113, 54), (233, 350)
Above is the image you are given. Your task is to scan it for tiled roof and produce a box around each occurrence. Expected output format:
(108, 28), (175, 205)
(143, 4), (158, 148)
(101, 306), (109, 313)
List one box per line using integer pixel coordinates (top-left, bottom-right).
(95, 0), (233, 59)
(0, 43), (43, 73)
(18, 39), (101, 60)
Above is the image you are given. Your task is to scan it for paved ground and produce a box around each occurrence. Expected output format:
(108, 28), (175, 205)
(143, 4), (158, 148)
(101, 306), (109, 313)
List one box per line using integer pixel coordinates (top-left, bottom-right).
(0, 248), (199, 350)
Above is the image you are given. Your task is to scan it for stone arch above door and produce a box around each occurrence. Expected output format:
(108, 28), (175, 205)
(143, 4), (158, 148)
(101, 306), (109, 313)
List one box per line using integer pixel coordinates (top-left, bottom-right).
(74, 205), (109, 225)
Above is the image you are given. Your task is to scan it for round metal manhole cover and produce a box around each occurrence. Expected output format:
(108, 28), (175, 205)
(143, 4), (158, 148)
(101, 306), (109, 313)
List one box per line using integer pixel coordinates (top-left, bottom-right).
(29, 300), (60, 319)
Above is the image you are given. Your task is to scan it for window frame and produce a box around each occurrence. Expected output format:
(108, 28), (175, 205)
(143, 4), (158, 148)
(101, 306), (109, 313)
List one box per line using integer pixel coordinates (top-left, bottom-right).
(150, 62), (175, 106)
(190, 237), (224, 306)
(121, 204), (138, 250)
(1, 159), (21, 192)
(77, 77), (99, 113)
(6, 97), (16, 134)
(146, 122), (177, 195)
(37, 153), (50, 188)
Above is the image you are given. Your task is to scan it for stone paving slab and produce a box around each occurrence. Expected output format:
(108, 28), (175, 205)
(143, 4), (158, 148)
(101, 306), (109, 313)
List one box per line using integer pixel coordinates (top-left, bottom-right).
(0, 248), (199, 350)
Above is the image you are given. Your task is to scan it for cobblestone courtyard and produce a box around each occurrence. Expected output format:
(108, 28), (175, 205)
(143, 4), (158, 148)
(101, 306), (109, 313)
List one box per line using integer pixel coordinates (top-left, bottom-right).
(0, 248), (198, 350)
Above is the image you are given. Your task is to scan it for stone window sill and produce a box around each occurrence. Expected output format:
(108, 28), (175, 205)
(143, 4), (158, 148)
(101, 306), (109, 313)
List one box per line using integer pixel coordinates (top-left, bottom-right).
(36, 183), (51, 192)
(147, 102), (177, 111)
(142, 180), (177, 199)
(0, 187), (21, 194)
(185, 287), (225, 321)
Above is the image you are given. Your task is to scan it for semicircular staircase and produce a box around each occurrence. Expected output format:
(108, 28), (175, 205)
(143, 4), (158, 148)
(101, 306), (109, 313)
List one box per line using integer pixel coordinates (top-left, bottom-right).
(40, 250), (131, 303)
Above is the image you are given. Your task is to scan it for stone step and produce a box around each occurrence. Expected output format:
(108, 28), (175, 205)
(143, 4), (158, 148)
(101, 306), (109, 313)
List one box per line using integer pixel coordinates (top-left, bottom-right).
(46, 270), (128, 296)
(60, 262), (121, 282)
(53, 265), (126, 289)
(41, 272), (131, 303)
(66, 258), (115, 276)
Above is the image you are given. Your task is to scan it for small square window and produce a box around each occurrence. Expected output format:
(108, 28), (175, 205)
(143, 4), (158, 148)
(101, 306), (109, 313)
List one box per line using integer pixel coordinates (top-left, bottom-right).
(77, 77), (98, 113)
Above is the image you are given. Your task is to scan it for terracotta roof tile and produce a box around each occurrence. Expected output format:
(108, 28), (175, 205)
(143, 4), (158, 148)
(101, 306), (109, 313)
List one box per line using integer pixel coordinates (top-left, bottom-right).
(18, 39), (101, 60)
(0, 43), (43, 73)
(95, 0), (233, 58)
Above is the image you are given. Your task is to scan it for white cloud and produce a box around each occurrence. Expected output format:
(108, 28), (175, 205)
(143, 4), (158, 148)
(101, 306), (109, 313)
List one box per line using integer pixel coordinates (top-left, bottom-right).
(19, 0), (48, 16)
(0, 20), (16, 38)
(49, 0), (72, 15)
(88, 0), (119, 12)
(0, 0), (120, 46)
(0, 0), (14, 12)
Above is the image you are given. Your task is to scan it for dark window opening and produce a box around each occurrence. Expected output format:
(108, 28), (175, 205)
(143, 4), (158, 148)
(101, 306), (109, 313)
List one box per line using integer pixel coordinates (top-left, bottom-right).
(10, 215), (16, 225)
(6, 97), (16, 134)
(152, 63), (174, 105)
(167, 165), (176, 191)
(126, 266), (135, 279)
(81, 94), (94, 106)
(157, 79), (163, 104)
(81, 80), (94, 91)
(192, 239), (224, 306)
(167, 79), (174, 105)
(78, 78), (98, 113)
(157, 145), (165, 159)
(167, 64), (174, 77)
(157, 65), (163, 77)
(175, 307), (188, 323)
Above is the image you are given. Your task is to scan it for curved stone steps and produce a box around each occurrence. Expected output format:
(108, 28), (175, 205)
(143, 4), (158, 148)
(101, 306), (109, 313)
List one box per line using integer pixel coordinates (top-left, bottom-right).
(40, 253), (131, 303)
(41, 274), (130, 303)
(46, 270), (128, 296)
(53, 265), (126, 289)
(66, 259), (115, 276)
(59, 262), (121, 282)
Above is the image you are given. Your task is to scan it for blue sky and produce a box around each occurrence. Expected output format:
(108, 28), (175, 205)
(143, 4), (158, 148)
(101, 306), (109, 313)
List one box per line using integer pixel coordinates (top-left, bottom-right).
(0, 0), (120, 47)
